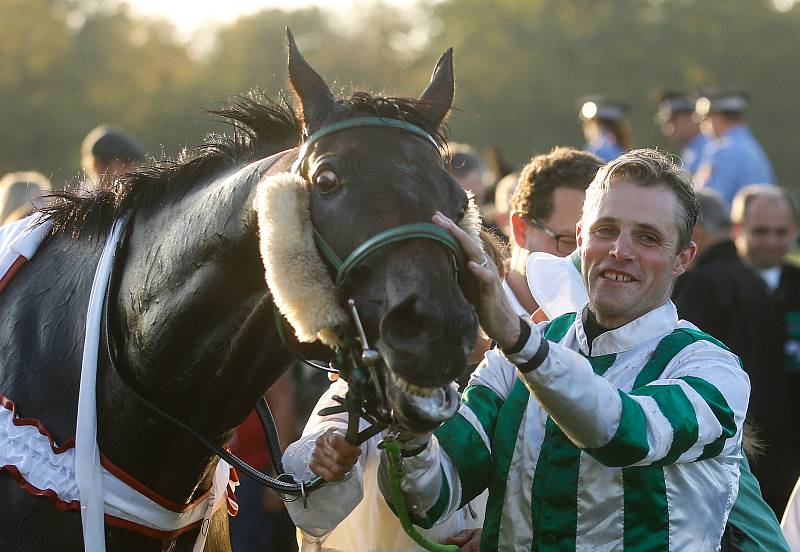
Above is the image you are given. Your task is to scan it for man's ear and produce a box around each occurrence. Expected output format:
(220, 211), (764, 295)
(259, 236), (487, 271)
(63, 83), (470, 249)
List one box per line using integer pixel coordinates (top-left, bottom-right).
(510, 212), (528, 249)
(731, 223), (742, 240)
(576, 221), (584, 249)
(674, 241), (698, 277)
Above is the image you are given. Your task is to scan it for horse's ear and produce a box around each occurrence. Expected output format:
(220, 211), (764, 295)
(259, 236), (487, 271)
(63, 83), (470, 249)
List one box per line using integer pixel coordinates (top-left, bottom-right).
(418, 48), (455, 129)
(286, 28), (336, 133)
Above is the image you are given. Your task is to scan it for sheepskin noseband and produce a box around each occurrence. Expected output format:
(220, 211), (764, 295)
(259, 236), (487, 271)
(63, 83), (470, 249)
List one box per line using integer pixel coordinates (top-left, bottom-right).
(255, 172), (483, 349)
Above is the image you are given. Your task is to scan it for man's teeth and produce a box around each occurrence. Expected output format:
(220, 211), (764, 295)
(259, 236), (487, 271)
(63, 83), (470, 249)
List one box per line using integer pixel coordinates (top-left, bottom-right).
(392, 374), (439, 397)
(602, 271), (632, 282)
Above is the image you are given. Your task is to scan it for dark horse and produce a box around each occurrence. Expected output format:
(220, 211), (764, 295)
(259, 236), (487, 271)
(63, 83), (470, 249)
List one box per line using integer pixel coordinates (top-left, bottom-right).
(0, 34), (478, 550)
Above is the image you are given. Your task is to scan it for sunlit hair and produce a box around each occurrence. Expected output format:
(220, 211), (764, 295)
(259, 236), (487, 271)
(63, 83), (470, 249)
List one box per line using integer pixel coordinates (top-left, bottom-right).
(513, 146), (602, 221)
(581, 148), (698, 251)
(731, 183), (797, 225)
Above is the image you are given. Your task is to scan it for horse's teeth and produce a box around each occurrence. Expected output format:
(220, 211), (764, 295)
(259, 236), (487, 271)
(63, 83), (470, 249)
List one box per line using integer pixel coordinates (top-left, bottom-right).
(393, 374), (438, 397)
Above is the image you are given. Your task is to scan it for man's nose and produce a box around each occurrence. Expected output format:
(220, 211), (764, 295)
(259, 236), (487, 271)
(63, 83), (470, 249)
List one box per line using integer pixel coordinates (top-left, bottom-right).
(609, 233), (635, 259)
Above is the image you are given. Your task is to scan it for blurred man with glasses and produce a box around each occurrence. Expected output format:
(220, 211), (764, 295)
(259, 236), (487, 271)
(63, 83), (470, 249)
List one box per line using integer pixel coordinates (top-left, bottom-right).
(506, 147), (602, 317)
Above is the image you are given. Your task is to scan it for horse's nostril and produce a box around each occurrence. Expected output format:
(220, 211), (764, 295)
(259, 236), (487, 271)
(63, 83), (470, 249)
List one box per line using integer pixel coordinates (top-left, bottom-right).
(380, 297), (439, 350)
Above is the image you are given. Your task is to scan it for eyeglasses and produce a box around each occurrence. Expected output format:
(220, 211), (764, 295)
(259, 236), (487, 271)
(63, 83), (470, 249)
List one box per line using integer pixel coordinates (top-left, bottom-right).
(528, 217), (578, 254)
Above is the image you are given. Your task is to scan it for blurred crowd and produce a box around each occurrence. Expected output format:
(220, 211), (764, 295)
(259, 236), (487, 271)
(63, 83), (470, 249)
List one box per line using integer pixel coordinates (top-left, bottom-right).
(4, 86), (800, 551)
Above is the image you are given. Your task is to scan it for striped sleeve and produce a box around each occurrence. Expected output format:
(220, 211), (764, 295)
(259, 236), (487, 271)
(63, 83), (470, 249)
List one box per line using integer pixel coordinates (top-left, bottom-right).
(380, 348), (514, 526)
(520, 340), (749, 468)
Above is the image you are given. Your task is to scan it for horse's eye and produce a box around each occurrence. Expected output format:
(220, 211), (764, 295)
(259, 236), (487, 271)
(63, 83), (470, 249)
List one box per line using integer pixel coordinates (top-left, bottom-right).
(314, 169), (341, 194)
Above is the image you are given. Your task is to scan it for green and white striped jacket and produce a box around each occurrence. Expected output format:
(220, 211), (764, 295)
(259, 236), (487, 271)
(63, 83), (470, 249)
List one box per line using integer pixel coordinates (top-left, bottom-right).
(388, 301), (750, 551)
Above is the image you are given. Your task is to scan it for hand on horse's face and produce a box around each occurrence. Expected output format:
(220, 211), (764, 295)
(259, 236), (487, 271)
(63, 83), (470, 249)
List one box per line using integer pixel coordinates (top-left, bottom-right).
(432, 212), (521, 349)
(310, 428), (362, 482)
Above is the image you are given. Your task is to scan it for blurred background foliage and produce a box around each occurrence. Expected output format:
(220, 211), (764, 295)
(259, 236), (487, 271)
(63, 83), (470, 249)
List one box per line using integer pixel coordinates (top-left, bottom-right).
(2, 0), (799, 190)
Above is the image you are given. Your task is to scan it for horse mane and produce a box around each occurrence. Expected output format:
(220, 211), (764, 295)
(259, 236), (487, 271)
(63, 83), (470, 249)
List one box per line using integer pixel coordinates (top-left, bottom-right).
(40, 90), (447, 238)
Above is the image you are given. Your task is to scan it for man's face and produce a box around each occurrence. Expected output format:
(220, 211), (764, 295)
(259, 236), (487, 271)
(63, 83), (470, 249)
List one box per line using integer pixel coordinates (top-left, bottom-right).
(521, 187), (585, 256)
(735, 196), (797, 269)
(578, 180), (696, 328)
(707, 113), (728, 138)
(582, 119), (600, 143)
(661, 112), (697, 146)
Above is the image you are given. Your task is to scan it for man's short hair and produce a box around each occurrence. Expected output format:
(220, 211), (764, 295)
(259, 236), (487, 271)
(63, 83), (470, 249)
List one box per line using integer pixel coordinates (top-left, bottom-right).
(583, 149), (699, 250)
(696, 189), (732, 234)
(81, 125), (145, 165)
(731, 184), (797, 225)
(512, 147), (602, 221)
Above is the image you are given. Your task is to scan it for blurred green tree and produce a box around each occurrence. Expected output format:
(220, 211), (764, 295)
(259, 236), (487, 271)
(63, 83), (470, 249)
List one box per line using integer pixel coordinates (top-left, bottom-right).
(2, 0), (800, 193)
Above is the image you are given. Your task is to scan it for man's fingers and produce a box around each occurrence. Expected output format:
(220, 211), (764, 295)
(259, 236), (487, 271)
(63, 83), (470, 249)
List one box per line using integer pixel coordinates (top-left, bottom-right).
(446, 528), (480, 546)
(432, 211), (484, 261)
(328, 432), (362, 457)
(310, 449), (353, 481)
(313, 440), (361, 467)
(310, 430), (362, 482)
(309, 461), (339, 482)
(468, 258), (497, 282)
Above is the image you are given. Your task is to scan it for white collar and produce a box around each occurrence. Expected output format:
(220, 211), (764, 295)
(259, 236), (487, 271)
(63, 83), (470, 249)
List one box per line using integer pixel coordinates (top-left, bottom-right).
(574, 301), (679, 357)
(758, 266), (782, 291)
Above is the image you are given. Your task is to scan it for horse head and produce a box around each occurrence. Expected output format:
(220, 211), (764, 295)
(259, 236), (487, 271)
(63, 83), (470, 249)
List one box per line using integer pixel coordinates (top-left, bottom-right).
(260, 31), (479, 434)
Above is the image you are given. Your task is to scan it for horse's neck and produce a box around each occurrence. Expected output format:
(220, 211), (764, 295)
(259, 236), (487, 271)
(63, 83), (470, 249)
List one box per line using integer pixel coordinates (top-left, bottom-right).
(99, 157), (294, 503)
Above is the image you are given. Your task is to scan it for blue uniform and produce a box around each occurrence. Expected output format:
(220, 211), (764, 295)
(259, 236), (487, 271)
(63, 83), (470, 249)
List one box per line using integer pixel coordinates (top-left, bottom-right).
(694, 125), (775, 208)
(681, 133), (710, 175)
(585, 130), (624, 162)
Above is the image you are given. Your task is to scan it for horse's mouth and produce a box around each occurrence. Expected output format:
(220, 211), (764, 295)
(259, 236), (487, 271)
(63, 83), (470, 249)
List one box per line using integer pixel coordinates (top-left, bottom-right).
(386, 372), (460, 433)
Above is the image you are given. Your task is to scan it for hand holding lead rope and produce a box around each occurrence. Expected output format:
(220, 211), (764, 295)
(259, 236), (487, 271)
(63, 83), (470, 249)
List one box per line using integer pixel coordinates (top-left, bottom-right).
(380, 437), (460, 552)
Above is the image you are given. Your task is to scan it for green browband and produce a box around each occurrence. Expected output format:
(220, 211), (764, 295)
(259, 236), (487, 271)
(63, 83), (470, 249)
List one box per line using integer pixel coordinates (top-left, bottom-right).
(294, 117), (439, 171)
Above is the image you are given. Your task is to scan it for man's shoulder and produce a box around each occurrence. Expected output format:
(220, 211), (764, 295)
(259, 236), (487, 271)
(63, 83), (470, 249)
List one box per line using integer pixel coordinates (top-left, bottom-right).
(778, 263), (800, 304)
(782, 262), (800, 280)
(698, 257), (766, 291)
(666, 322), (743, 368)
(708, 139), (741, 163)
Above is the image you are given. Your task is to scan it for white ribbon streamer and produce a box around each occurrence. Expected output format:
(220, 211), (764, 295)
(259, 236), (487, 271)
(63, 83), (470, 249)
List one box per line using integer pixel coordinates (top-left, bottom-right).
(75, 218), (126, 552)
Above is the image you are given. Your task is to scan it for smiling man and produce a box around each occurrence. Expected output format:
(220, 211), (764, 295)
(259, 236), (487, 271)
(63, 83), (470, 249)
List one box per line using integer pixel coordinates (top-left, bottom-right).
(379, 149), (750, 550)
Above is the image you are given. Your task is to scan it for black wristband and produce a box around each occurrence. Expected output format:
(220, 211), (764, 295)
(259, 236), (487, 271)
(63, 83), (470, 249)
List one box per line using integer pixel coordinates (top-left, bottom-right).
(516, 337), (549, 373)
(500, 317), (532, 356)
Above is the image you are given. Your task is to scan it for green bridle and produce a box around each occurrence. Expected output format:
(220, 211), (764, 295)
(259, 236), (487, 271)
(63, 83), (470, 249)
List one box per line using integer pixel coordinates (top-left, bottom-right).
(293, 117), (466, 295)
(291, 116), (466, 552)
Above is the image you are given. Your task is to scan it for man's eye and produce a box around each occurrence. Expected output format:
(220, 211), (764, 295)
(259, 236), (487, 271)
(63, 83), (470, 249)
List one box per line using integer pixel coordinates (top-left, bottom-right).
(639, 234), (659, 244)
(593, 226), (616, 236)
